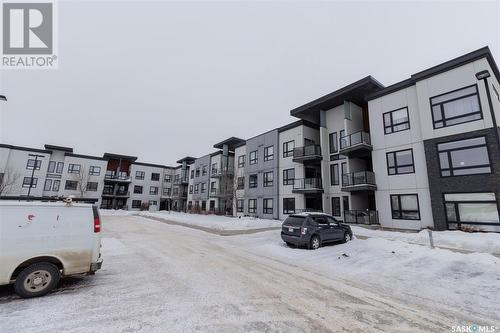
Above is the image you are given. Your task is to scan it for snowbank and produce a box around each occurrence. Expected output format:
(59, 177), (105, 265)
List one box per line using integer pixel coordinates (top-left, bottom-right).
(99, 209), (135, 217)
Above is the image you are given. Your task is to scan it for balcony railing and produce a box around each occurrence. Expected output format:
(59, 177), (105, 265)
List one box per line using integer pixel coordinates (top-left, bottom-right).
(344, 210), (379, 225)
(211, 168), (234, 178)
(341, 171), (376, 191)
(102, 190), (130, 197)
(173, 176), (189, 184)
(105, 172), (131, 182)
(292, 178), (323, 193)
(339, 131), (372, 155)
(210, 188), (233, 197)
(292, 145), (322, 163)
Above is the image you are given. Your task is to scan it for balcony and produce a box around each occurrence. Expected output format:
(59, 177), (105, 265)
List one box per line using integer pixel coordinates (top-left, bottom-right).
(102, 190), (130, 197)
(341, 171), (376, 192)
(104, 172), (131, 183)
(344, 210), (379, 225)
(173, 176), (189, 185)
(211, 168), (234, 178)
(172, 191), (188, 199)
(292, 145), (322, 163)
(292, 178), (323, 194)
(339, 131), (372, 157)
(210, 188), (233, 198)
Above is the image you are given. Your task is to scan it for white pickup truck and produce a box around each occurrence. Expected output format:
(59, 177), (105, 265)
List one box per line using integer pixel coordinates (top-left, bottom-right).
(0, 200), (103, 298)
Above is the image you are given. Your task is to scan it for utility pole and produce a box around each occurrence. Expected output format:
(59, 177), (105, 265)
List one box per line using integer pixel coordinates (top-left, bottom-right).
(27, 154), (45, 200)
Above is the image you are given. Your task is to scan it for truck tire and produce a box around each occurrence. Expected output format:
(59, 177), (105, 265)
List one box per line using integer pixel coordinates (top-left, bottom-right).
(14, 262), (60, 298)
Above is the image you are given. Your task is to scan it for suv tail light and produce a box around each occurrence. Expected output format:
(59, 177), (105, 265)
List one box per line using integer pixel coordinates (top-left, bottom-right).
(301, 227), (307, 235)
(92, 205), (101, 233)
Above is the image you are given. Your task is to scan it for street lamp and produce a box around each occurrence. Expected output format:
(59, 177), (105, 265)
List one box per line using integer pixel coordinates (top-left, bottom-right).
(27, 154), (45, 199)
(475, 70), (500, 151)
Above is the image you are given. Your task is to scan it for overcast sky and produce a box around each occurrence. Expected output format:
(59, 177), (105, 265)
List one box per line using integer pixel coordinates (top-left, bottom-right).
(1, 0), (499, 165)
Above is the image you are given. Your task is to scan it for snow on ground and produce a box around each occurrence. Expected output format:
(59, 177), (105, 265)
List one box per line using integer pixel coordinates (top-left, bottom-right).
(138, 211), (281, 231)
(99, 209), (135, 216)
(351, 226), (500, 254)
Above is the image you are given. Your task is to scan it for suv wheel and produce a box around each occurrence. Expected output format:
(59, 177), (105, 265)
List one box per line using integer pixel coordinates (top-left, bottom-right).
(14, 262), (60, 298)
(309, 235), (320, 250)
(343, 232), (352, 243)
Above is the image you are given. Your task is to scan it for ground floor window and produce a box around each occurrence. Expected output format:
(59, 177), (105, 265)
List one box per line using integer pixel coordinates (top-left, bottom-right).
(283, 198), (295, 214)
(22, 177), (37, 188)
(444, 192), (499, 226)
(390, 194), (420, 220)
(132, 200), (141, 209)
(331, 197), (341, 217)
(201, 200), (206, 211)
(248, 199), (257, 213)
(149, 200), (157, 206)
(237, 199), (244, 213)
(87, 182), (98, 192)
(263, 198), (273, 214)
(65, 180), (77, 191)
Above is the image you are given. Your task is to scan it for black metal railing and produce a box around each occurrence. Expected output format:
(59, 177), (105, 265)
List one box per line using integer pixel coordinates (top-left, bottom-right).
(340, 131), (371, 149)
(105, 172), (131, 181)
(293, 145), (321, 159)
(293, 178), (323, 191)
(342, 171), (376, 187)
(211, 168), (234, 177)
(344, 210), (379, 225)
(210, 188), (233, 197)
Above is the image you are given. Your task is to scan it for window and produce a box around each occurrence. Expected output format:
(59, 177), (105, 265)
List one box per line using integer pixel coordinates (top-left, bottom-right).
(283, 198), (295, 214)
(249, 151), (258, 165)
(202, 166), (207, 176)
(173, 187), (179, 195)
(164, 188), (171, 196)
(136, 171), (145, 180)
(384, 107), (410, 134)
(263, 171), (273, 187)
(237, 200), (244, 213)
(26, 159), (42, 170)
(331, 197), (341, 217)
(264, 146), (274, 161)
(56, 162), (64, 174)
(44, 179), (52, 191)
(149, 200), (157, 206)
(134, 185), (143, 194)
(387, 149), (415, 175)
(201, 182), (206, 193)
(194, 184), (199, 193)
(330, 164), (339, 185)
(283, 140), (294, 158)
(249, 174), (257, 188)
(68, 164), (81, 174)
(87, 182), (98, 191)
(190, 170), (194, 179)
(329, 132), (338, 154)
(65, 180), (78, 190)
(132, 200), (142, 209)
(151, 173), (160, 181)
(23, 178), (38, 188)
(437, 137), (491, 177)
(52, 180), (60, 191)
(248, 199), (257, 213)
(211, 163), (217, 175)
(165, 174), (172, 182)
(195, 168), (200, 177)
(341, 162), (347, 182)
(48, 161), (56, 173)
(283, 168), (294, 185)
(430, 85), (482, 129)
(210, 182), (216, 194)
(391, 194), (420, 220)
(237, 177), (245, 189)
(189, 185), (193, 194)
(263, 198), (273, 214)
(444, 193), (499, 225)
(238, 155), (245, 168)
(149, 186), (158, 195)
(89, 166), (101, 176)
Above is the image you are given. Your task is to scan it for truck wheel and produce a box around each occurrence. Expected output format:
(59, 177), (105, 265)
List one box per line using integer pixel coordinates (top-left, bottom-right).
(14, 263), (60, 298)
(309, 235), (321, 250)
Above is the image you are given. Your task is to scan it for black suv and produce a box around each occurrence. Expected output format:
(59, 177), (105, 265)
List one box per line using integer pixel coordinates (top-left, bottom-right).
(281, 213), (353, 250)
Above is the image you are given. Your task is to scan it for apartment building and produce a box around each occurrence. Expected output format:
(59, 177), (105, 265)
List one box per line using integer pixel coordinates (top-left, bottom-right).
(129, 162), (175, 211)
(187, 154), (211, 212)
(172, 157), (194, 212)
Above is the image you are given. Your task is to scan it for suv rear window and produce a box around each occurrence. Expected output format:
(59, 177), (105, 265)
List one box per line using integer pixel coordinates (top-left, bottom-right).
(284, 216), (305, 226)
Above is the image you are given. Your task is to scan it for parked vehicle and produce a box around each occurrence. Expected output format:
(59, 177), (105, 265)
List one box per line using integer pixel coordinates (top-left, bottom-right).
(281, 213), (353, 249)
(0, 200), (103, 298)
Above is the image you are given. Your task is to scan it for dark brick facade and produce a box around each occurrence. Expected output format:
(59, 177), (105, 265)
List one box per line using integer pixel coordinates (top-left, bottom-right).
(423, 127), (500, 230)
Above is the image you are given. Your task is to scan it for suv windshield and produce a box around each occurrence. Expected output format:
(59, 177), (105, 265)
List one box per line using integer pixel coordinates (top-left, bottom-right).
(284, 216), (305, 226)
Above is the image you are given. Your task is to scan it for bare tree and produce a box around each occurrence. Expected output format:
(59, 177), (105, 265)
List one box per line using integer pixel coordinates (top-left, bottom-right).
(0, 168), (21, 195)
(72, 165), (90, 197)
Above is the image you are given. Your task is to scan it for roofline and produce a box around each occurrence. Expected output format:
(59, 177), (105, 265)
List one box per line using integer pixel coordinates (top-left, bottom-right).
(278, 119), (320, 133)
(44, 144), (73, 153)
(103, 152), (138, 161)
(368, 46), (500, 100)
(132, 161), (175, 169)
(0, 143), (51, 154)
(65, 152), (107, 161)
(213, 137), (246, 150)
(176, 156), (196, 164)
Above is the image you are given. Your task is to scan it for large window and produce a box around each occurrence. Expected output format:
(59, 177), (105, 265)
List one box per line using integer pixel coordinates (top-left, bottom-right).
(202, 166), (207, 176)
(89, 166), (101, 176)
(329, 132), (338, 154)
(386, 149), (414, 175)
(238, 155), (245, 168)
(249, 174), (257, 188)
(249, 151), (258, 165)
(201, 182), (206, 193)
(65, 180), (78, 191)
(150, 186), (158, 195)
(330, 164), (339, 185)
(430, 85), (482, 129)
(48, 161), (56, 173)
(151, 173), (160, 181)
(248, 199), (257, 213)
(390, 194), (420, 220)
(331, 197), (341, 217)
(26, 159), (41, 170)
(263, 198), (273, 214)
(444, 193), (499, 226)
(87, 182), (98, 191)
(384, 107), (410, 134)
(132, 200), (142, 209)
(68, 164), (81, 174)
(283, 140), (294, 158)
(237, 199), (244, 213)
(136, 171), (145, 180)
(165, 174), (172, 182)
(237, 177), (245, 189)
(194, 184), (199, 193)
(52, 180), (60, 191)
(437, 137), (491, 177)
(22, 177), (37, 188)
(134, 185), (143, 194)
(44, 179), (52, 191)
(283, 168), (294, 185)
(56, 162), (64, 174)
(264, 146), (274, 161)
(283, 198), (295, 214)
(263, 171), (273, 187)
